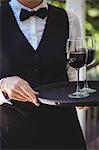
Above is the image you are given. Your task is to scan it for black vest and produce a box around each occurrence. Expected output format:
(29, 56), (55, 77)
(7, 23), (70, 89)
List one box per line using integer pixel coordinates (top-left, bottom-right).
(0, 2), (69, 88)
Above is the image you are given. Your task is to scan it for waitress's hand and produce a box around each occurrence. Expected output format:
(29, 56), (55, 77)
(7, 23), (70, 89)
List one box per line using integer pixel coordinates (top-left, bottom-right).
(0, 76), (40, 106)
(77, 106), (90, 110)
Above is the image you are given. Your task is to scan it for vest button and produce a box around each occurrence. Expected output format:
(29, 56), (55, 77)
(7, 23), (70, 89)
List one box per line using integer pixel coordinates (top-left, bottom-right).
(34, 68), (38, 72)
(34, 54), (38, 57)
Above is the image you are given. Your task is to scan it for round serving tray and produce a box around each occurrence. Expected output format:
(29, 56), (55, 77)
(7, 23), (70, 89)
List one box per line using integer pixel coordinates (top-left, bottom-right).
(35, 81), (99, 106)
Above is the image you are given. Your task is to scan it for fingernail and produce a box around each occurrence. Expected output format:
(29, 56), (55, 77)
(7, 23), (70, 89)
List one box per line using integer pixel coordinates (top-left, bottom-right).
(35, 102), (40, 106)
(36, 92), (39, 95)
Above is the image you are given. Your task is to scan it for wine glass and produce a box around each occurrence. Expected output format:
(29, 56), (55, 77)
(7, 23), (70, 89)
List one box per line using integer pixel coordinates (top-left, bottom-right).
(81, 36), (96, 93)
(66, 38), (89, 98)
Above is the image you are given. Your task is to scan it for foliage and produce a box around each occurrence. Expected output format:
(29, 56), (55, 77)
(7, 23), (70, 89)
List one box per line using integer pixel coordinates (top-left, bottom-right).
(47, 0), (65, 9)
(86, 0), (99, 80)
(86, 0), (99, 53)
(48, 0), (99, 80)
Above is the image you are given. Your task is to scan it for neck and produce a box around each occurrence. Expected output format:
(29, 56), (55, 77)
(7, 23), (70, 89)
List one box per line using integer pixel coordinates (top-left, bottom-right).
(18, 0), (43, 9)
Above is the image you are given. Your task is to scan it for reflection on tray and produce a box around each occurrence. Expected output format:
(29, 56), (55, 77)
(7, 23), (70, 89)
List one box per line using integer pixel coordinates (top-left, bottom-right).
(38, 97), (60, 106)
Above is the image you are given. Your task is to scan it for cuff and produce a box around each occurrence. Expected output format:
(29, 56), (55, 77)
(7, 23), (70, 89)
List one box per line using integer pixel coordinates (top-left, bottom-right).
(0, 79), (12, 105)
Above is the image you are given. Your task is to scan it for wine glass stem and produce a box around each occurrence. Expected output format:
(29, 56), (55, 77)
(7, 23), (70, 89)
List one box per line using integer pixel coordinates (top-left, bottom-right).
(84, 48), (89, 89)
(84, 80), (89, 88)
(84, 64), (89, 88)
(76, 69), (80, 93)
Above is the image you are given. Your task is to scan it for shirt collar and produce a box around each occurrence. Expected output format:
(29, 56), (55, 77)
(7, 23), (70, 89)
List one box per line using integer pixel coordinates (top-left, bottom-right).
(9, 0), (48, 13)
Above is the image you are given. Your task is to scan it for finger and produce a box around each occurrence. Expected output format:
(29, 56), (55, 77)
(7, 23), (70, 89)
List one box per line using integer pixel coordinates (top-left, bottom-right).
(10, 85), (38, 104)
(19, 81), (39, 103)
(5, 83), (30, 102)
(8, 90), (28, 102)
(83, 107), (90, 110)
(17, 87), (40, 106)
(8, 90), (38, 105)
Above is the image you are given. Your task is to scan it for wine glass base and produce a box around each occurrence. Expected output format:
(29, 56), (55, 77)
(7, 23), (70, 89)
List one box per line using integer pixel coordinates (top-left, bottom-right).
(68, 91), (89, 99)
(81, 87), (96, 94)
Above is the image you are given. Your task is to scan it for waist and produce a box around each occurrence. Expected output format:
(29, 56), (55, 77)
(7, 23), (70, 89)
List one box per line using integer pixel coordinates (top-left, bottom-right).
(0, 100), (76, 118)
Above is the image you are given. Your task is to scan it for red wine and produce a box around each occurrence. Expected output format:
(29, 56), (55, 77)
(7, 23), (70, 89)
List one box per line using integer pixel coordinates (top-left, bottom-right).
(87, 48), (95, 65)
(68, 49), (86, 69)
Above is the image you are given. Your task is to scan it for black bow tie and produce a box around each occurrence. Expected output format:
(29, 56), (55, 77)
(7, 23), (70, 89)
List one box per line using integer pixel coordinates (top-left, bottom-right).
(20, 8), (48, 21)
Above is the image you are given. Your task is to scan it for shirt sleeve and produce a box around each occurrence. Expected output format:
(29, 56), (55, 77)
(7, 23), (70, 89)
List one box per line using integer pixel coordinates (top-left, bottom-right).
(0, 79), (12, 105)
(66, 11), (82, 81)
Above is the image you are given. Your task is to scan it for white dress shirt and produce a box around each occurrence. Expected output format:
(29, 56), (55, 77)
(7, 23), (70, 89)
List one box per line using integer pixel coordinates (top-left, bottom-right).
(0, 0), (81, 105)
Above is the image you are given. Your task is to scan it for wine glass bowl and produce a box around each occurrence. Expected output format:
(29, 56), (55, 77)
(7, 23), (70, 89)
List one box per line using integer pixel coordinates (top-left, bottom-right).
(69, 49), (86, 69)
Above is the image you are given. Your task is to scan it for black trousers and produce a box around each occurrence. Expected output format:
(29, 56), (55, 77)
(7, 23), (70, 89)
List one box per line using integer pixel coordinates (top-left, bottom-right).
(0, 101), (87, 149)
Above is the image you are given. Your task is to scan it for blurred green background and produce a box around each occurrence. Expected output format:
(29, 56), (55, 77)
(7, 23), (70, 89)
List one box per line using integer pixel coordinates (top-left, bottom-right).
(48, 0), (99, 80)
